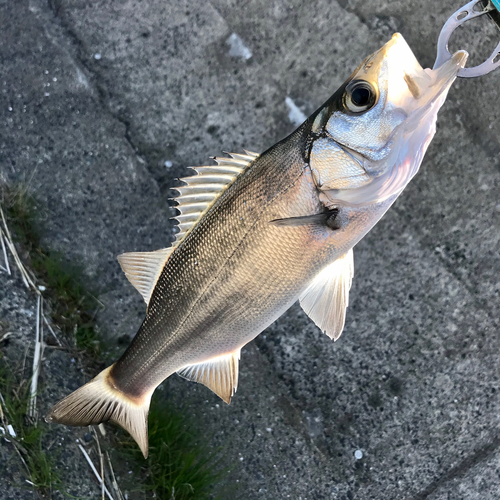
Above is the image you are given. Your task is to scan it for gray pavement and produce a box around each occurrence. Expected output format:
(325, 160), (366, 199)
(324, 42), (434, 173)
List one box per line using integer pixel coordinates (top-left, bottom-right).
(1, 0), (499, 498)
(0, 268), (141, 499)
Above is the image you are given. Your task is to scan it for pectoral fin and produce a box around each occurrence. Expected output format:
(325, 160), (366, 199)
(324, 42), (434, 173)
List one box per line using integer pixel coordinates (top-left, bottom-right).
(299, 249), (354, 341)
(270, 208), (340, 228)
(177, 350), (241, 404)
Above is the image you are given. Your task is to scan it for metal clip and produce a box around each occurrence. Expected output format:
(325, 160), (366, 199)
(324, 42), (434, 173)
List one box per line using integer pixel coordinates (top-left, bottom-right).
(434, 0), (500, 77)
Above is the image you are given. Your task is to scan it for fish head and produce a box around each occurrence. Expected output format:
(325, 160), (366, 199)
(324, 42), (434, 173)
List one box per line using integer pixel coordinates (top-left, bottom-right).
(309, 33), (467, 205)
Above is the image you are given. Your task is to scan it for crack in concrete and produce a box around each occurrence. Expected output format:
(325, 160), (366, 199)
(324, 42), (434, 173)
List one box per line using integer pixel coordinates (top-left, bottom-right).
(43, 0), (154, 177)
(407, 434), (500, 500)
(334, 0), (370, 30)
(23, 3), (500, 495)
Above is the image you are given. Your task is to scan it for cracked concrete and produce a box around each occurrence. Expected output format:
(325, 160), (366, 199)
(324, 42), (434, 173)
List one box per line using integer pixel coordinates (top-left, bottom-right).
(0, 269), (141, 500)
(1, 0), (499, 498)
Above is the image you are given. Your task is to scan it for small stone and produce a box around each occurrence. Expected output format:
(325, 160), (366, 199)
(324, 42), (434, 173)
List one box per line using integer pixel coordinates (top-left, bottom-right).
(84, 432), (92, 442)
(226, 33), (252, 60)
(94, 53), (102, 60)
(354, 449), (363, 460)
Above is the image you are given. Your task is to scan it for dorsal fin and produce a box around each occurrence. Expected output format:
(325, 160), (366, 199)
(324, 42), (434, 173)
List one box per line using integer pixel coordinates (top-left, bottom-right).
(299, 249), (354, 341)
(171, 151), (258, 247)
(117, 248), (173, 305)
(118, 151), (258, 304)
(176, 350), (241, 404)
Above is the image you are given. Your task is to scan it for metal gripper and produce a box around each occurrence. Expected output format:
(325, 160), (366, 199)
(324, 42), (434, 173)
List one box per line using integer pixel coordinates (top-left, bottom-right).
(434, 0), (500, 77)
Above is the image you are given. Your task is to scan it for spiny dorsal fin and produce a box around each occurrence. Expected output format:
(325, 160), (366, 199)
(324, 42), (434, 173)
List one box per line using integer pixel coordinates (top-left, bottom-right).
(176, 350), (241, 404)
(171, 151), (258, 247)
(117, 151), (258, 304)
(117, 248), (173, 305)
(299, 249), (354, 341)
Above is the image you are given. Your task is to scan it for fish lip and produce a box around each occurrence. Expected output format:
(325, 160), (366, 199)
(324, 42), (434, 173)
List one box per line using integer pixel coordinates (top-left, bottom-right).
(399, 49), (468, 133)
(425, 50), (468, 103)
(435, 50), (468, 74)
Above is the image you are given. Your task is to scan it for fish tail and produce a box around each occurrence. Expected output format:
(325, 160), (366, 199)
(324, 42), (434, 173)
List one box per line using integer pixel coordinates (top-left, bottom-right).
(45, 364), (152, 458)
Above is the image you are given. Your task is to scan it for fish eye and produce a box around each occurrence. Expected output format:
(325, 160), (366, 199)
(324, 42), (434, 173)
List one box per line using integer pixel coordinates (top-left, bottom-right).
(344, 80), (377, 113)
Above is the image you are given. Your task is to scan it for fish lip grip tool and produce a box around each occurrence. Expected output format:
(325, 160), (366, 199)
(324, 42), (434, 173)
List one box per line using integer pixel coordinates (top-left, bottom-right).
(434, 0), (500, 77)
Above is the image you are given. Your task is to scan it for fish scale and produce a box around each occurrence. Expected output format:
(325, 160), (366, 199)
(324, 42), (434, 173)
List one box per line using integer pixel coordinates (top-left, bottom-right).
(47, 33), (468, 457)
(113, 126), (320, 395)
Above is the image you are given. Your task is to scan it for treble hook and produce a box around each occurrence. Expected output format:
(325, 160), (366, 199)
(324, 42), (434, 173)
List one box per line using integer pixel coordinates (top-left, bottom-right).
(434, 0), (500, 77)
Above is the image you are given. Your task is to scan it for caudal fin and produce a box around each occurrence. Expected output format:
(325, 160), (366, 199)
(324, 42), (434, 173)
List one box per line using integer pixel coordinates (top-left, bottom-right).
(46, 365), (152, 458)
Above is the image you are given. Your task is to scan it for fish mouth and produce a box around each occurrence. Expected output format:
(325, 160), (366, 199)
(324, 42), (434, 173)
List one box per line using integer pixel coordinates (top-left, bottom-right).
(358, 33), (467, 112)
(380, 33), (468, 135)
(425, 50), (468, 103)
(378, 33), (468, 112)
(401, 49), (468, 133)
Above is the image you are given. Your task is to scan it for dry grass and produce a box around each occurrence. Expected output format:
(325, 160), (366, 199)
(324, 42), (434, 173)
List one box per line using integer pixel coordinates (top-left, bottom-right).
(1, 184), (235, 499)
(0, 355), (61, 498)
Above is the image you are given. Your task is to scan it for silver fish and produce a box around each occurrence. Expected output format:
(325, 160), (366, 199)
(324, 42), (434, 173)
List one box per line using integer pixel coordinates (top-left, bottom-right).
(47, 34), (467, 457)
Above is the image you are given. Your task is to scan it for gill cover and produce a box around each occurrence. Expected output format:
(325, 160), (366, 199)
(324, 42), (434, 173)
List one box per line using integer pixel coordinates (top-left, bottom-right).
(309, 33), (468, 207)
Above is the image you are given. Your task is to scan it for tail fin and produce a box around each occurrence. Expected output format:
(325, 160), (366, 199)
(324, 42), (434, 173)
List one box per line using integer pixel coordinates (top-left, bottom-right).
(46, 365), (152, 458)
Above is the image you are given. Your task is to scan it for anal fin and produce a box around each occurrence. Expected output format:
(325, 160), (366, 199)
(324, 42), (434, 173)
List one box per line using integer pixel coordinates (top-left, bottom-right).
(177, 350), (241, 404)
(299, 249), (354, 341)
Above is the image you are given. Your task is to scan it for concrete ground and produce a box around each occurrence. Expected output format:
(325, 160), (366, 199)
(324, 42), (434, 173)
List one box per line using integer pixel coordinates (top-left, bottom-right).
(1, 0), (499, 498)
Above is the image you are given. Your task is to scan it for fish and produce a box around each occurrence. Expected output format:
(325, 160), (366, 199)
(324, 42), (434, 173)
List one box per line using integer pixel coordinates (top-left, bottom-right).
(46, 34), (467, 457)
